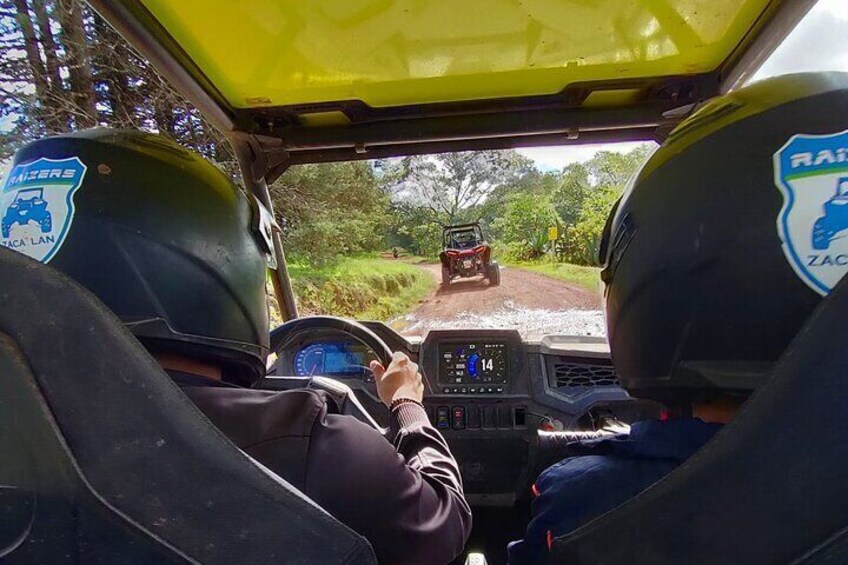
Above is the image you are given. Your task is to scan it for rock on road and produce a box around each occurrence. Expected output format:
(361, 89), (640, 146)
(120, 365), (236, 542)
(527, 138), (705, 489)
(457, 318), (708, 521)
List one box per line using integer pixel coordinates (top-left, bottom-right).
(394, 264), (607, 339)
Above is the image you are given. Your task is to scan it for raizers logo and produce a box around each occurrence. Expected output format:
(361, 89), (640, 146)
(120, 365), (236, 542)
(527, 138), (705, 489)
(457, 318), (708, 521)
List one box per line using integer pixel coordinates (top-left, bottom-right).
(1, 157), (86, 263)
(774, 130), (848, 295)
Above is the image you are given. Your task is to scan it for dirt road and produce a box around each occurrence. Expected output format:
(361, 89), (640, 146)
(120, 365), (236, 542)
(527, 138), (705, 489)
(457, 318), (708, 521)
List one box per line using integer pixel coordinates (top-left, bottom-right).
(393, 264), (606, 339)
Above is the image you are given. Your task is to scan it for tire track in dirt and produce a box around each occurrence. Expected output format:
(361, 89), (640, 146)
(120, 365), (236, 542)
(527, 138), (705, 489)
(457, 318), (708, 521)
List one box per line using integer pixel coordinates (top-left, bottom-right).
(393, 264), (606, 339)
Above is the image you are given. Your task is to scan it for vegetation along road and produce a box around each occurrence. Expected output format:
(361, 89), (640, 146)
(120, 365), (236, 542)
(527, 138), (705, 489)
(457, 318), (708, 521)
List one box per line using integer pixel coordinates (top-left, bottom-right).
(393, 263), (605, 339)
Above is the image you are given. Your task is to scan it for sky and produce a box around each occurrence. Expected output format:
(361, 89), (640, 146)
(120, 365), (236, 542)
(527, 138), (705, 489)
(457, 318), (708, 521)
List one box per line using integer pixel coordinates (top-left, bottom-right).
(519, 0), (848, 171)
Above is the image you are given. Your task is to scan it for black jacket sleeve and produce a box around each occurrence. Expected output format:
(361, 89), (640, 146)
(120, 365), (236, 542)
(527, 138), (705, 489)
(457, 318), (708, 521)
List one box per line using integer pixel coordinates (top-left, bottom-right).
(304, 402), (472, 565)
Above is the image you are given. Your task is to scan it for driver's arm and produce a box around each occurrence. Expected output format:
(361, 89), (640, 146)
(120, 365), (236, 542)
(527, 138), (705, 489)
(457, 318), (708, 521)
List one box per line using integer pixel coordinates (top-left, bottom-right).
(303, 353), (471, 565)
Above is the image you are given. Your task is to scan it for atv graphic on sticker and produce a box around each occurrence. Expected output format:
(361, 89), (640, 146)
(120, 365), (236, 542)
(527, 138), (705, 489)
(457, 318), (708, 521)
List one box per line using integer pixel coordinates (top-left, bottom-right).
(0, 157), (86, 263)
(1, 188), (53, 238)
(774, 130), (848, 295)
(812, 176), (848, 250)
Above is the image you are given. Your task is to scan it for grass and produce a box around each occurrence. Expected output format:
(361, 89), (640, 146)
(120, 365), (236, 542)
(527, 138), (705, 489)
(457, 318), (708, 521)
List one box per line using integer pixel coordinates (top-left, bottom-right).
(274, 255), (436, 324)
(505, 258), (602, 293)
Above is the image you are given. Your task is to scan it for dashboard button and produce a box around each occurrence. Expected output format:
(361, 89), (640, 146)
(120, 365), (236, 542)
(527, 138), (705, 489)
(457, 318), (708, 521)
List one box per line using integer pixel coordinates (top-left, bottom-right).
(460, 387), (467, 394)
(451, 406), (466, 430)
(497, 405), (513, 428)
(482, 405), (497, 429)
(469, 387), (477, 393)
(436, 406), (450, 430)
(514, 407), (527, 427)
(443, 387), (450, 394)
(425, 405), (435, 424)
(495, 386), (504, 393)
(466, 406), (481, 429)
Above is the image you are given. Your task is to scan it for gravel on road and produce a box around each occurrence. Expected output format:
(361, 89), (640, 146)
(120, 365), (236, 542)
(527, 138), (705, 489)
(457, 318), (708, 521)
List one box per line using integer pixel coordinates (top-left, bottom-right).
(393, 264), (606, 340)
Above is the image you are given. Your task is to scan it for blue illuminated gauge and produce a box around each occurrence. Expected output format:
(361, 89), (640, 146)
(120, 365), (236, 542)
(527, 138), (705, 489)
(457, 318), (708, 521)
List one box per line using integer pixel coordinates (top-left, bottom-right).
(467, 353), (480, 379)
(294, 343), (325, 376)
(467, 347), (506, 381)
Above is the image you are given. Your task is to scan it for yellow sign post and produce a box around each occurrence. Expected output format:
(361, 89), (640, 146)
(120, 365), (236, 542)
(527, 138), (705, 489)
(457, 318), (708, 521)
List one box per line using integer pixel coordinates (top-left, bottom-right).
(548, 226), (558, 264)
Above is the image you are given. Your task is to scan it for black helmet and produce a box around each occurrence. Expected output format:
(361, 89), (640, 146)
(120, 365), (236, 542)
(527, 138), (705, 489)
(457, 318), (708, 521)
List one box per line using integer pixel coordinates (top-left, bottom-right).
(601, 72), (848, 401)
(1, 129), (270, 386)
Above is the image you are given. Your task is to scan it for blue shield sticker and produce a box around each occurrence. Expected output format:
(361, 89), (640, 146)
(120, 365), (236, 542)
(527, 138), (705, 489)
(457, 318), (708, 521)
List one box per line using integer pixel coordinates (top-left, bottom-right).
(1, 157), (87, 263)
(774, 130), (848, 295)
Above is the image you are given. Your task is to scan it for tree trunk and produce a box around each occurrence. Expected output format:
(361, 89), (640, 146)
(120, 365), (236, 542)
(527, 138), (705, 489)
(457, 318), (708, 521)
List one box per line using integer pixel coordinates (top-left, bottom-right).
(12, 0), (54, 130)
(92, 14), (132, 125)
(31, 0), (69, 130)
(153, 97), (176, 138)
(57, 0), (97, 128)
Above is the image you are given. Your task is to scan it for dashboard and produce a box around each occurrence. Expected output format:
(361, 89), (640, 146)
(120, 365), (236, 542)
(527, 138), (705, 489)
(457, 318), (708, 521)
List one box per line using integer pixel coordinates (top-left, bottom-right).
(293, 341), (374, 378)
(264, 322), (656, 506)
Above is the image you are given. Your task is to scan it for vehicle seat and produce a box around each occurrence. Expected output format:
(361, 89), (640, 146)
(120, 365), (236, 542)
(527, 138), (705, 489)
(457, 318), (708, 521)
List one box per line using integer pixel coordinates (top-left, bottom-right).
(550, 274), (848, 564)
(0, 246), (376, 564)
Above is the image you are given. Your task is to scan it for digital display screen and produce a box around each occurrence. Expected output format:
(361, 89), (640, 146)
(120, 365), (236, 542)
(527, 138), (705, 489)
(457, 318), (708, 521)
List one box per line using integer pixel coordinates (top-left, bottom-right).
(294, 342), (369, 376)
(324, 348), (365, 373)
(438, 342), (508, 385)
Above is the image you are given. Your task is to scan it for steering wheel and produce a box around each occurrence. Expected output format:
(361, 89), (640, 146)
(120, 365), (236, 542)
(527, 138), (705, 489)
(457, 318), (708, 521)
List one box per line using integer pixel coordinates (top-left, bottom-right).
(268, 316), (395, 430)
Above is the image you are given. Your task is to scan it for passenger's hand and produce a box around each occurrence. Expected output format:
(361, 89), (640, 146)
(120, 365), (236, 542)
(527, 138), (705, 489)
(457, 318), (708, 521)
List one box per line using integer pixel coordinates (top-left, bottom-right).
(370, 352), (424, 407)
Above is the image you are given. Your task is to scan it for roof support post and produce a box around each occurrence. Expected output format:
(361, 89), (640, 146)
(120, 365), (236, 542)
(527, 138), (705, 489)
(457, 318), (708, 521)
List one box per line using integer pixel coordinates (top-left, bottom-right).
(231, 135), (298, 321)
(720, 0), (817, 92)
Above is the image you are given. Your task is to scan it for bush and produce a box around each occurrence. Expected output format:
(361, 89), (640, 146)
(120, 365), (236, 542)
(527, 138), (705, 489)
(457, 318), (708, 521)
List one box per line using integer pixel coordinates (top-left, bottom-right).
(272, 162), (389, 266)
(560, 185), (621, 266)
(384, 203), (445, 258)
(492, 192), (558, 259)
(492, 240), (529, 262)
(286, 256), (436, 321)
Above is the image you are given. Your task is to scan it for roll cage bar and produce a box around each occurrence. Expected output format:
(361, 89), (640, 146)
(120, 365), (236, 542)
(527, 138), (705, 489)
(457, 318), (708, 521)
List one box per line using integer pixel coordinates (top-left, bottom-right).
(84, 0), (816, 321)
(443, 227), (484, 250)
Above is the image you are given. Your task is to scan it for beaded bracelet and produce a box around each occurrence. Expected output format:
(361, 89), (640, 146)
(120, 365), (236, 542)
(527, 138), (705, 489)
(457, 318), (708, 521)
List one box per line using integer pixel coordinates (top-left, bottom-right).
(389, 397), (424, 411)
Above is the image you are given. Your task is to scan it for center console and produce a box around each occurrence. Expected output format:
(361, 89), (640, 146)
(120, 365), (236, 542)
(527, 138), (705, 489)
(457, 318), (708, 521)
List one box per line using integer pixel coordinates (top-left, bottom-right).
(420, 330), (532, 502)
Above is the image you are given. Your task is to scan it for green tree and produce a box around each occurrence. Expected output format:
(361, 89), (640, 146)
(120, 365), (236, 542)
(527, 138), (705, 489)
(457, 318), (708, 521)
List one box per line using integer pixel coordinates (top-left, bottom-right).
(384, 202), (443, 257)
(564, 185), (622, 265)
(271, 161), (389, 265)
(584, 144), (654, 187)
(0, 0), (235, 167)
(493, 192), (558, 259)
(477, 167), (557, 239)
(388, 150), (532, 225)
(550, 144), (653, 265)
(551, 162), (590, 228)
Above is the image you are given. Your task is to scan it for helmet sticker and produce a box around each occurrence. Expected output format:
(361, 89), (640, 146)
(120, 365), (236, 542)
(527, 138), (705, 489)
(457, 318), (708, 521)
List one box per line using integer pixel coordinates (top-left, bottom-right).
(774, 130), (848, 295)
(1, 157), (87, 263)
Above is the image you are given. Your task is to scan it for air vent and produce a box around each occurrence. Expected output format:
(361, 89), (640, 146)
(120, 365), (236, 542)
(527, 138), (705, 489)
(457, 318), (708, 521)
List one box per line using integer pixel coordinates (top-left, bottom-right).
(551, 361), (620, 388)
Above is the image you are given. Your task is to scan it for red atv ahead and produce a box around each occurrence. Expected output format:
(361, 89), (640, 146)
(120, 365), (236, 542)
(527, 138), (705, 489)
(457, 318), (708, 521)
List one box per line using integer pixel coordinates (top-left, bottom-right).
(438, 223), (500, 287)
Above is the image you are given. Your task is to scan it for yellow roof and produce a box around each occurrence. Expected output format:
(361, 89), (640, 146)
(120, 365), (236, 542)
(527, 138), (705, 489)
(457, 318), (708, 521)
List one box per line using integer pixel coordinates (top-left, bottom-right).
(90, 0), (813, 167)
(141, 0), (777, 110)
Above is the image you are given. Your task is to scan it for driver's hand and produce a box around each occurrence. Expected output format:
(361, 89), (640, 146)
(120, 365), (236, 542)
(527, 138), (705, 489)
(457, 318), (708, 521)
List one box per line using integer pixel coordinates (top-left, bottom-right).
(370, 352), (424, 407)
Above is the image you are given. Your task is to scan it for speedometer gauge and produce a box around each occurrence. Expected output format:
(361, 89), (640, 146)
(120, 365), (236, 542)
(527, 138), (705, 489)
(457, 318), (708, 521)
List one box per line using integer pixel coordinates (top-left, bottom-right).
(467, 347), (506, 381)
(294, 343), (326, 376)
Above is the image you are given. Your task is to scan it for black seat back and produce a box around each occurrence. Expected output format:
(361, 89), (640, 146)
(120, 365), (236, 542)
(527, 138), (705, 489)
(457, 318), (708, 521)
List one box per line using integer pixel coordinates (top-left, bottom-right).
(551, 274), (848, 563)
(0, 247), (376, 564)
